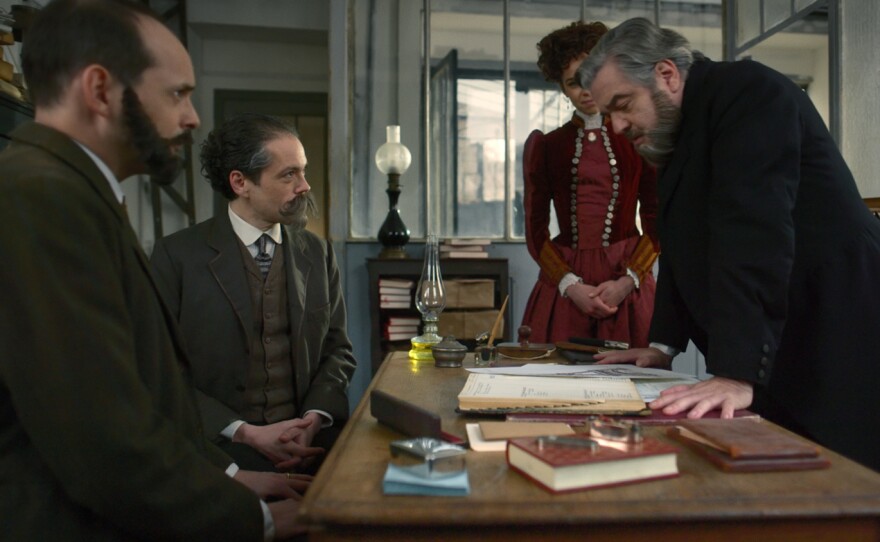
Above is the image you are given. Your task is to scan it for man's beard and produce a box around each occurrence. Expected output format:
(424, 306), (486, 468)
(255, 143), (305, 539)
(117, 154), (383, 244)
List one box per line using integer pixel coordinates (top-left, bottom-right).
(628, 89), (681, 169)
(122, 87), (193, 185)
(279, 191), (318, 231)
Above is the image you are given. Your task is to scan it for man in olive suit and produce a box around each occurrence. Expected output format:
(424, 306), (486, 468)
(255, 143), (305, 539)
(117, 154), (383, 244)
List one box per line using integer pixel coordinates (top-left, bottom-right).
(151, 113), (356, 473)
(0, 1), (305, 539)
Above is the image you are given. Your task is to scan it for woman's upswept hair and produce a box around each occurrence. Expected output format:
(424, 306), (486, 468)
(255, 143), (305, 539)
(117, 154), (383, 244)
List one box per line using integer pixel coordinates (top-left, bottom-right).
(536, 21), (609, 84)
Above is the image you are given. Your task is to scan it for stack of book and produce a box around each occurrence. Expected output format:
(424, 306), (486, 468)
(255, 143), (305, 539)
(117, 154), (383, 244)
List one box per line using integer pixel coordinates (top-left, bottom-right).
(379, 278), (414, 309)
(440, 239), (490, 259)
(384, 316), (420, 341)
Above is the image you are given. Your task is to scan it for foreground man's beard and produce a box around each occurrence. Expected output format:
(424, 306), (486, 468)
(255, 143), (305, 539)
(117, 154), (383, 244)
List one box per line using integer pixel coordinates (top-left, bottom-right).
(281, 191), (318, 231)
(632, 89), (681, 169)
(122, 87), (193, 185)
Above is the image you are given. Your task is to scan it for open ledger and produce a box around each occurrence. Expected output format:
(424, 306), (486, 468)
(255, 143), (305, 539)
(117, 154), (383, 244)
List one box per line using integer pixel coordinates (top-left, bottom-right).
(457, 373), (647, 414)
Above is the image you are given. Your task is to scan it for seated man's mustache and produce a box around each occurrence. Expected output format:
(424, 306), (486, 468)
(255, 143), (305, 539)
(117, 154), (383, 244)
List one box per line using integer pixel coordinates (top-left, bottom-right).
(282, 192), (318, 218)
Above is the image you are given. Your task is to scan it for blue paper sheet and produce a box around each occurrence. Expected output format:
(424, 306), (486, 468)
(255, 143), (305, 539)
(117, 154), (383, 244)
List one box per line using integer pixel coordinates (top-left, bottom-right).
(382, 464), (470, 496)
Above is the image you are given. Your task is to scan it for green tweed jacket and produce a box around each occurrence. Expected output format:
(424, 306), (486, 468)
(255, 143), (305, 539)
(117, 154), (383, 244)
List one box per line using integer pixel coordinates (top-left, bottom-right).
(0, 122), (264, 540)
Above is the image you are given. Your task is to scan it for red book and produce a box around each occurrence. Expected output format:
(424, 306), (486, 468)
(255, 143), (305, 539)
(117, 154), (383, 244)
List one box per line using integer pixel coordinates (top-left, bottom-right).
(505, 409), (760, 427)
(379, 278), (414, 289)
(667, 419), (830, 473)
(506, 435), (678, 494)
(379, 286), (412, 295)
(385, 324), (418, 332)
(379, 294), (411, 303)
(388, 316), (421, 327)
(385, 331), (416, 341)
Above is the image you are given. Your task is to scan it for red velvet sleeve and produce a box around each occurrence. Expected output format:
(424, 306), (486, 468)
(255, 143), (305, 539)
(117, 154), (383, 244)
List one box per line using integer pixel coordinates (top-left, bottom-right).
(523, 129), (572, 286)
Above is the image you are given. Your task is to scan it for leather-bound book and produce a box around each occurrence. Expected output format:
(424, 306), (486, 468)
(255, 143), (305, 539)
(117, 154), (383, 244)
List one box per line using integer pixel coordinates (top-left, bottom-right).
(668, 418), (830, 472)
(506, 434), (678, 493)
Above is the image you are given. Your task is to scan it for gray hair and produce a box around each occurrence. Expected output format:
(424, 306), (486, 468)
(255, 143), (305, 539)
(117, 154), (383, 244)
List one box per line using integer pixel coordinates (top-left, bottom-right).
(578, 17), (696, 91)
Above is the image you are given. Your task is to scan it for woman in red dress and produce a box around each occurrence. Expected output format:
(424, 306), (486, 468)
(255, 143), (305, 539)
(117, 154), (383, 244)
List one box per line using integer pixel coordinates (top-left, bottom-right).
(521, 21), (659, 346)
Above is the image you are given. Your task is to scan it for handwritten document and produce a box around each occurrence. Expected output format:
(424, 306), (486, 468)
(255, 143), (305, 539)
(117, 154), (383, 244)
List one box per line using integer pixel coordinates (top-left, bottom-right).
(458, 373), (645, 412)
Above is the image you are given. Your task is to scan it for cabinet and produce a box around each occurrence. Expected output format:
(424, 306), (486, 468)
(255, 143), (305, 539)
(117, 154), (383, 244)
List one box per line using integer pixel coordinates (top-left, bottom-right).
(366, 257), (509, 375)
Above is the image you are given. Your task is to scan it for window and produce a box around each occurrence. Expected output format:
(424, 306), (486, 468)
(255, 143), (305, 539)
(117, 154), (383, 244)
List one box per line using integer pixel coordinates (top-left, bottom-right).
(349, 0), (837, 240)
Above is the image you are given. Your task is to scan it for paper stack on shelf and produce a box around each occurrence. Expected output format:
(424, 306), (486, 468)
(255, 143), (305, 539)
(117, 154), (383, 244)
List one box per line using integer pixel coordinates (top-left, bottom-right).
(378, 278), (414, 309)
(384, 316), (420, 341)
(440, 238), (490, 259)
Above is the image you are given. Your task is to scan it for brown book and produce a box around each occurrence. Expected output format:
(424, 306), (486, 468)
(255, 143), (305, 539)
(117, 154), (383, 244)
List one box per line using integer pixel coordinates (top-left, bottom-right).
(668, 418), (830, 472)
(507, 434), (678, 493)
(506, 408), (760, 426)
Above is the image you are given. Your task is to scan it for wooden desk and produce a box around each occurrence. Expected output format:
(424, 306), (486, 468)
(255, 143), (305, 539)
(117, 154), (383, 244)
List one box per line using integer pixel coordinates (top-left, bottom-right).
(298, 352), (880, 541)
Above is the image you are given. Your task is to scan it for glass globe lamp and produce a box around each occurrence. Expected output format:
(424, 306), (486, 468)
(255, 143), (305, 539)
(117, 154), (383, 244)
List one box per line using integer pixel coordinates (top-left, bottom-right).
(375, 125), (412, 258)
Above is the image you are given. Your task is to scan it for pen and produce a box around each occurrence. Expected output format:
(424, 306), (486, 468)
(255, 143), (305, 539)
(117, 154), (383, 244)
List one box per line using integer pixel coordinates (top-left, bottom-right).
(568, 337), (629, 350)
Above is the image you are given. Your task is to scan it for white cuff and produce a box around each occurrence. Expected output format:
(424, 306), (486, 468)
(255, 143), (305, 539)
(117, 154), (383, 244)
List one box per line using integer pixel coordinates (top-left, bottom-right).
(261, 500), (275, 542)
(221, 420), (246, 440)
(649, 342), (680, 357)
(558, 273), (583, 297)
(228, 465), (274, 541)
(625, 268), (640, 290)
(304, 409), (334, 428)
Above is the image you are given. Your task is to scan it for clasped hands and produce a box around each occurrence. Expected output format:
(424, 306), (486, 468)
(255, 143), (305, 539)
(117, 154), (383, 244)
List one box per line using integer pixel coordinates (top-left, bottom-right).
(233, 412), (325, 470)
(594, 347), (754, 418)
(232, 415), (327, 539)
(565, 275), (635, 319)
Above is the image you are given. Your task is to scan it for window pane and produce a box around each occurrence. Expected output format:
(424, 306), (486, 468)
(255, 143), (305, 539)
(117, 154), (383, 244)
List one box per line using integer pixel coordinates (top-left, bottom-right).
(796, 0), (822, 10)
(737, 13), (830, 127)
(431, 0), (506, 239)
(659, 2), (723, 64)
(764, 0), (794, 31)
(736, 0), (762, 47)
(508, 1), (582, 239)
(350, 1), (424, 239)
(454, 78), (508, 238)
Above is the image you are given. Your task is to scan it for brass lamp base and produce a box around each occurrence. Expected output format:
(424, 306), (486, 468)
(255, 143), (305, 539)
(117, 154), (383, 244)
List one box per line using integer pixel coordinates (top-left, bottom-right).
(379, 246), (408, 259)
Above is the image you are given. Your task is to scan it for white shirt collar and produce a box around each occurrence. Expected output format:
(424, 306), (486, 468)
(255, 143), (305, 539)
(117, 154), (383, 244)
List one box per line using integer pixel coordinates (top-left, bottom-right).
(575, 110), (603, 130)
(228, 206), (283, 247)
(74, 142), (125, 204)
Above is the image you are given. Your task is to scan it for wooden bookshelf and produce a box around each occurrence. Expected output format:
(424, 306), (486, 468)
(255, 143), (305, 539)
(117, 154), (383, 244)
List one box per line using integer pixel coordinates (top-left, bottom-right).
(366, 257), (509, 375)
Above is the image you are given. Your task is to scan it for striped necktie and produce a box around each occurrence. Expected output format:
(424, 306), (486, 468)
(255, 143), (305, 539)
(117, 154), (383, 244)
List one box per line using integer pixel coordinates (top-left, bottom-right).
(254, 234), (273, 279)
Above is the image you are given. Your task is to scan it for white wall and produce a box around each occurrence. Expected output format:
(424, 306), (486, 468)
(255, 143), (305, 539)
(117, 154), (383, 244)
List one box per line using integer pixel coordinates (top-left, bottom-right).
(841, 1), (880, 197)
(120, 1), (332, 253)
(181, 0), (330, 236)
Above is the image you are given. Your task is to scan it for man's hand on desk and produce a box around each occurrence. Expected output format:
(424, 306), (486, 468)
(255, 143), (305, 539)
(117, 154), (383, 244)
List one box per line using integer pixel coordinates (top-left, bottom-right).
(233, 470), (312, 500)
(594, 347), (672, 368)
(268, 499), (308, 539)
(233, 419), (324, 467)
(649, 376), (754, 418)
